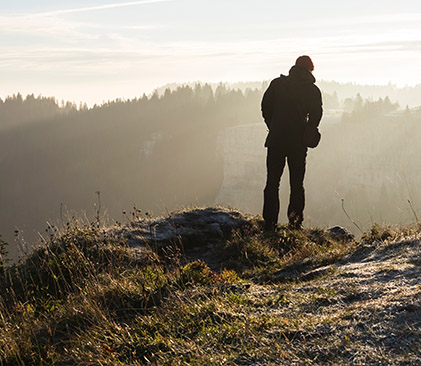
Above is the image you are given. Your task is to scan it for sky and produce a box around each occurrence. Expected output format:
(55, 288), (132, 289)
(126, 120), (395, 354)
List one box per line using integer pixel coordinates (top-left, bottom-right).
(0, 0), (420, 105)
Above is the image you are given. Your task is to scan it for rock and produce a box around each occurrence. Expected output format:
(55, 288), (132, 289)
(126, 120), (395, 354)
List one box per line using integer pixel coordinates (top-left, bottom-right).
(300, 265), (336, 281)
(327, 226), (354, 241)
(112, 207), (251, 249)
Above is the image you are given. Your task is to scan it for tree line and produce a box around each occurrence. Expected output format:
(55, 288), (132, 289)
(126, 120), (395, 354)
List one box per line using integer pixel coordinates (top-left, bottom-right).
(0, 82), (417, 258)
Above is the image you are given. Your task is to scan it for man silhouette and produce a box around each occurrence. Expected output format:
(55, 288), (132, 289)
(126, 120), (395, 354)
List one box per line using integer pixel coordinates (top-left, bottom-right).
(262, 55), (323, 231)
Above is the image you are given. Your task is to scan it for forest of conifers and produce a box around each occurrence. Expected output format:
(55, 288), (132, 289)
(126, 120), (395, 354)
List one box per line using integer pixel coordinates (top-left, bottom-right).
(1, 81), (420, 258)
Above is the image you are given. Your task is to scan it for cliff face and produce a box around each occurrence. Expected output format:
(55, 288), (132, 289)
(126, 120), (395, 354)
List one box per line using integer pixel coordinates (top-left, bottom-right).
(215, 109), (421, 231)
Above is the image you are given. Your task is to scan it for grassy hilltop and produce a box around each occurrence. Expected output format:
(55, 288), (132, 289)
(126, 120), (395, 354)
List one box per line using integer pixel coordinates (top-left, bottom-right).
(0, 207), (420, 365)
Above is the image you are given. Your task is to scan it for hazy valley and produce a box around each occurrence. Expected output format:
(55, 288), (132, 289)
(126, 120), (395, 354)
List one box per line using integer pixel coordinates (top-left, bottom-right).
(1, 81), (421, 258)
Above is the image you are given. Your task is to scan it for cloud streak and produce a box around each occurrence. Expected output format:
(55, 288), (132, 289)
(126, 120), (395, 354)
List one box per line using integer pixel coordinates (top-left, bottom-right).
(24, 0), (173, 18)
(0, 1), (169, 40)
(2, 37), (419, 72)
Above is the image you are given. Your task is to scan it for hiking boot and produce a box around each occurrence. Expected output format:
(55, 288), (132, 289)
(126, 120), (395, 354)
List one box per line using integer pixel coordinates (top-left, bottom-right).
(264, 221), (277, 232)
(288, 221), (303, 231)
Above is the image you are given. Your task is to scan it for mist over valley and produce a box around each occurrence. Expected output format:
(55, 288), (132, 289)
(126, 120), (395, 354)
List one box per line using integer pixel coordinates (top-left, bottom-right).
(1, 81), (421, 258)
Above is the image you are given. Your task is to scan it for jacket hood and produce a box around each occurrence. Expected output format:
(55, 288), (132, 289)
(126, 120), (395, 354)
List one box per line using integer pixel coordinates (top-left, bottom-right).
(287, 65), (316, 84)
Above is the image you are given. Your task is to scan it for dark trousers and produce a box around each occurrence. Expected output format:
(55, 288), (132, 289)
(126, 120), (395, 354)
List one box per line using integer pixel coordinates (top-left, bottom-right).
(263, 146), (307, 226)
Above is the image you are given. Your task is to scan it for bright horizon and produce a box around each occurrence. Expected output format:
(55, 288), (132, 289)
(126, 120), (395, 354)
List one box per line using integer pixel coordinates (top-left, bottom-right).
(1, 0), (420, 105)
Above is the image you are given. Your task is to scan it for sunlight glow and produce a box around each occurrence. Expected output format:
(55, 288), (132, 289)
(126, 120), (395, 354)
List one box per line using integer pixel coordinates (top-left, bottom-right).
(0, 1), (420, 104)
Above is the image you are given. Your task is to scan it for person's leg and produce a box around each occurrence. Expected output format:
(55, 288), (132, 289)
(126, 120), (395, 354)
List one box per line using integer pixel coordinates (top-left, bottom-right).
(287, 148), (307, 229)
(263, 147), (286, 230)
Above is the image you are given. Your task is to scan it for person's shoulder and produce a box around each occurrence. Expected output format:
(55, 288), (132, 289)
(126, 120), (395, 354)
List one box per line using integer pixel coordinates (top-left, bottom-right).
(313, 84), (322, 95)
(307, 83), (322, 103)
(269, 75), (288, 88)
(308, 83), (321, 96)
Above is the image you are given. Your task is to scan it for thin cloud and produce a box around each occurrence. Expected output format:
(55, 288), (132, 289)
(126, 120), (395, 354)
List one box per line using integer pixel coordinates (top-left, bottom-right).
(19, 0), (172, 18)
(0, 0), (169, 39)
(123, 25), (165, 30)
(40, 0), (172, 17)
(247, 13), (421, 35)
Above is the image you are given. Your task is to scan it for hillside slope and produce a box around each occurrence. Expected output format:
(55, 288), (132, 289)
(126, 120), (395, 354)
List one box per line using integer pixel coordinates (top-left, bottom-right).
(0, 207), (420, 365)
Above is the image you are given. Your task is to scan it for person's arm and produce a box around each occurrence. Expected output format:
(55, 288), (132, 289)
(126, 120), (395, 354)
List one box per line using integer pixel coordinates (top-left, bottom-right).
(307, 86), (323, 128)
(261, 80), (276, 129)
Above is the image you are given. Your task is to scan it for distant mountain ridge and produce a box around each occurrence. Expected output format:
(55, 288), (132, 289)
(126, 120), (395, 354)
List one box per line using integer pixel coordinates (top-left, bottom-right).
(154, 79), (421, 108)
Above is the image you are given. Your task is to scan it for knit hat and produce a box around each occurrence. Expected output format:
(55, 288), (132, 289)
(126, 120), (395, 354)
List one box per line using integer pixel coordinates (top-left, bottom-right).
(295, 55), (314, 72)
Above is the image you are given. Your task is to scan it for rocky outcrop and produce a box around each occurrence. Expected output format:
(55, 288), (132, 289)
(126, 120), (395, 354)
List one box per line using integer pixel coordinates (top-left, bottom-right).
(112, 207), (252, 250)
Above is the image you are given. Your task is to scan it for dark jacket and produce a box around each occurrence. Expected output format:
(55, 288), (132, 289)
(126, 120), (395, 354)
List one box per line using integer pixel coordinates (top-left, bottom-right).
(262, 65), (323, 148)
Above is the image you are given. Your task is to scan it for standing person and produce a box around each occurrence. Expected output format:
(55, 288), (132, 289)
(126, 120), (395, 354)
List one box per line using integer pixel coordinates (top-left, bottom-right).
(262, 55), (323, 231)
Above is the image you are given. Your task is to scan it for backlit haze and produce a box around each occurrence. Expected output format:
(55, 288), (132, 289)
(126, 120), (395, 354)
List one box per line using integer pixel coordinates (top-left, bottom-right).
(1, 0), (420, 105)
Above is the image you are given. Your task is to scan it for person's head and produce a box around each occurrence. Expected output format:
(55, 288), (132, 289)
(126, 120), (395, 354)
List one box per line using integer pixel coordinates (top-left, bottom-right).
(295, 55), (314, 72)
